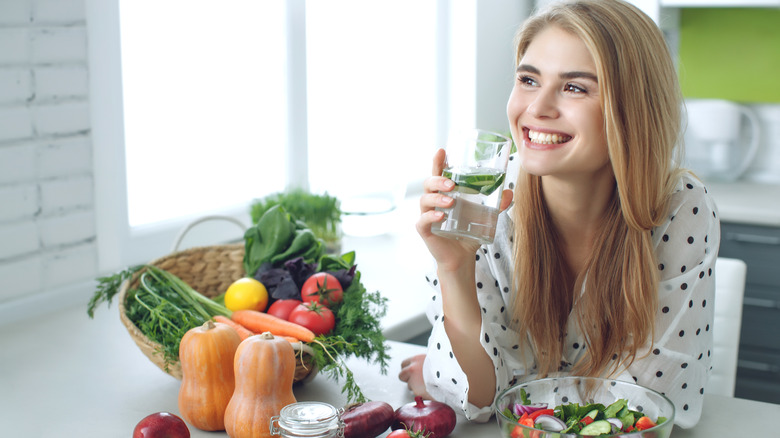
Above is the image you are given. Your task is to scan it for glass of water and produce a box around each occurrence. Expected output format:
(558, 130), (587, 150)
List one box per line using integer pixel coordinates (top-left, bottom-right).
(431, 129), (512, 245)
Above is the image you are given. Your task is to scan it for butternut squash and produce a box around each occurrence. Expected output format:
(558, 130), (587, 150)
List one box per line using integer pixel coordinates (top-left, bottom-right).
(178, 320), (241, 431)
(224, 331), (297, 438)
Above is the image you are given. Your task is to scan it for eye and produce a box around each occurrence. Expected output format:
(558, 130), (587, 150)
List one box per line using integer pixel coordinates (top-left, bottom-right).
(564, 83), (587, 94)
(517, 75), (538, 87)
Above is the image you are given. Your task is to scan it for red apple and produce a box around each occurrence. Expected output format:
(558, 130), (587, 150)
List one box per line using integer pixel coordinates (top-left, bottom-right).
(133, 412), (190, 438)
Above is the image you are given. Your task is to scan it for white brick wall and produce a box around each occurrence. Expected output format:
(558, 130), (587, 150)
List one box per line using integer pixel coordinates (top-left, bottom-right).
(0, 0), (97, 306)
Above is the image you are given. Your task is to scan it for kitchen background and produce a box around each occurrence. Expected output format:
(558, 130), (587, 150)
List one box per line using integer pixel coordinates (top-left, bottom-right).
(1, 0), (778, 403)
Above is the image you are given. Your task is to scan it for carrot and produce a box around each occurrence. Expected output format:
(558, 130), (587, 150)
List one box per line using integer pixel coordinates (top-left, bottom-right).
(213, 315), (254, 341)
(231, 309), (316, 343)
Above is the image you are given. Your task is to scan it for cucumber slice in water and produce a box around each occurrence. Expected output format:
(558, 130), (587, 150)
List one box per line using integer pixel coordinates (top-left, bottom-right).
(443, 169), (506, 196)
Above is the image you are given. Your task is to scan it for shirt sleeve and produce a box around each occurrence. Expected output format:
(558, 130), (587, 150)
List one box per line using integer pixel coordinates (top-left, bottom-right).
(421, 212), (527, 422)
(623, 174), (721, 428)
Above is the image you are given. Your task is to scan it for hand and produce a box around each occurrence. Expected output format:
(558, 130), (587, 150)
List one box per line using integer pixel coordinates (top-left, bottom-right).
(415, 149), (514, 272)
(398, 354), (433, 399)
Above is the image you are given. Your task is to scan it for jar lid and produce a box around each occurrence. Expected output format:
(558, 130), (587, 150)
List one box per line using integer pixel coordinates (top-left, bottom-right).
(277, 402), (340, 435)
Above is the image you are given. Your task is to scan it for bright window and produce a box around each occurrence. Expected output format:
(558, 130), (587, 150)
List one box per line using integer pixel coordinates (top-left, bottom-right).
(88, 0), (524, 271)
(306, 0), (438, 207)
(119, 1), (287, 227)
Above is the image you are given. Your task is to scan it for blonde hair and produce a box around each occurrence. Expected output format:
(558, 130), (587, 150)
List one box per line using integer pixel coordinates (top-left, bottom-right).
(510, 0), (686, 378)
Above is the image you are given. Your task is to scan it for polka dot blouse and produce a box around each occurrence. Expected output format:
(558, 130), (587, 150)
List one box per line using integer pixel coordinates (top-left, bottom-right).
(421, 168), (720, 428)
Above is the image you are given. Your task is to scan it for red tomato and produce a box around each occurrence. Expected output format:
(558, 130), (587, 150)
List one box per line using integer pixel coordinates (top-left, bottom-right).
(387, 430), (414, 438)
(301, 273), (343, 306)
(288, 302), (335, 335)
(510, 425), (525, 438)
(635, 416), (657, 431)
(266, 299), (302, 320)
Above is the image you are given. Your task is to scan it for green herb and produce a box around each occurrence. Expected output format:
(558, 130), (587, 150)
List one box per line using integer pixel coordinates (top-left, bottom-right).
(87, 264), (143, 318)
(88, 265), (232, 370)
(520, 388), (532, 405)
(250, 189), (342, 244)
(307, 252), (389, 403)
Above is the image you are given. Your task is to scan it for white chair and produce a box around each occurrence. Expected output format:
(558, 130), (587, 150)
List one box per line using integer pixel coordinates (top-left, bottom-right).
(706, 257), (748, 397)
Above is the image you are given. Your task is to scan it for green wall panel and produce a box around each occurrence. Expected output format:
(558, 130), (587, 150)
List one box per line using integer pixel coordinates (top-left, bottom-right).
(678, 8), (780, 103)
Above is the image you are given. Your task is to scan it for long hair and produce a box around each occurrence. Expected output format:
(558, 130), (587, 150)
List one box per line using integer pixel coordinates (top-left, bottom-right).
(510, 0), (686, 378)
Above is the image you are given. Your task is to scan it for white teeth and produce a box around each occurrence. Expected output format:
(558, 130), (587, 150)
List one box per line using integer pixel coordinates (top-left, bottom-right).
(528, 130), (570, 144)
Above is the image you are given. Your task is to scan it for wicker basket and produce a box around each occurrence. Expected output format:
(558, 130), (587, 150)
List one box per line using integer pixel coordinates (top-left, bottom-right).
(117, 243), (318, 383)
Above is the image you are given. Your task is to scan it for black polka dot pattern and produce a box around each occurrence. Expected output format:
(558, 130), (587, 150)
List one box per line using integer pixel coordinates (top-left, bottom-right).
(420, 170), (717, 427)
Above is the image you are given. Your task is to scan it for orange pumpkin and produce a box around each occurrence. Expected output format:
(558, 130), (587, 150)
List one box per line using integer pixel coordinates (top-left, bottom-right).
(178, 320), (241, 431)
(224, 332), (297, 438)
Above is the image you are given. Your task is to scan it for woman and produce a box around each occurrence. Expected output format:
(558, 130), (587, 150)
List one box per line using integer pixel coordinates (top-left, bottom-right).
(401, 0), (720, 429)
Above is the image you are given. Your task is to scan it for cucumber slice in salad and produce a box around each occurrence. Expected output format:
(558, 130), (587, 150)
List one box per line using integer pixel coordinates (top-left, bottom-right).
(579, 420), (613, 435)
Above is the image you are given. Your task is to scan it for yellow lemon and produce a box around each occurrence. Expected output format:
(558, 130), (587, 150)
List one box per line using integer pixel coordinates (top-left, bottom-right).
(224, 277), (269, 312)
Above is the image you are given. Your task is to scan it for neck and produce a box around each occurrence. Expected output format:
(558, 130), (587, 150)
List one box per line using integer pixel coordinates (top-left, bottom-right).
(541, 168), (616, 274)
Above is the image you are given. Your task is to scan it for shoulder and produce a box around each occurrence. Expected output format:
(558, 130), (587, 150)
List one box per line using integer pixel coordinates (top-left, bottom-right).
(653, 172), (721, 280)
(656, 172), (720, 236)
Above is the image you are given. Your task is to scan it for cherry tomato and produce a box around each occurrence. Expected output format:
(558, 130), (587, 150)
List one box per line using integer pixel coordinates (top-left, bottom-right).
(387, 430), (414, 438)
(288, 302), (335, 335)
(301, 272), (343, 307)
(266, 299), (302, 320)
(635, 416), (657, 431)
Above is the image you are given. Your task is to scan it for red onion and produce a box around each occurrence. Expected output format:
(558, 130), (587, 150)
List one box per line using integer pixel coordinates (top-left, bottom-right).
(391, 396), (456, 438)
(512, 402), (548, 416)
(341, 401), (395, 438)
(607, 417), (623, 433)
(533, 414), (566, 432)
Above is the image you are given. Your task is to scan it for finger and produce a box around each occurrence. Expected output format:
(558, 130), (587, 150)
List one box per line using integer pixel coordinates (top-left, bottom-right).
(416, 210), (446, 237)
(432, 148), (447, 176)
(423, 177), (455, 196)
(419, 192), (454, 213)
(499, 189), (514, 211)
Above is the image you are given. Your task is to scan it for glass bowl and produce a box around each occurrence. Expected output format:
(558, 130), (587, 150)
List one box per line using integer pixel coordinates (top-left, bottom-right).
(495, 376), (675, 438)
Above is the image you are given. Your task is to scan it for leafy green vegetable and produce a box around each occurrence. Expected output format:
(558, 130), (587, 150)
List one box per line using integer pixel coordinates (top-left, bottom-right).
(617, 406), (635, 431)
(250, 189), (342, 244)
(510, 395), (657, 435)
(519, 388), (532, 405)
(604, 399), (626, 419)
(243, 204), (323, 276)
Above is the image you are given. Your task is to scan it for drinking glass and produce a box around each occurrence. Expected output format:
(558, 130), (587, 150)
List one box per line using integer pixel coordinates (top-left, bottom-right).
(430, 129), (512, 245)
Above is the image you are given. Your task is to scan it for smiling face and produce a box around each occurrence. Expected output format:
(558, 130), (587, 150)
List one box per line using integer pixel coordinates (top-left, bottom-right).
(507, 25), (611, 182)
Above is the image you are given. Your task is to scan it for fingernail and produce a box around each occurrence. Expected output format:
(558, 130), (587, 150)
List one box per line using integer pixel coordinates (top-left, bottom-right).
(444, 180), (455, 189)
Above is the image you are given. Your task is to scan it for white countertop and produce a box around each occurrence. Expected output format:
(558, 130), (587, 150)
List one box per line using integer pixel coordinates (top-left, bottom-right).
(1, 300), (779, 438)
(704, 180), (780, 227)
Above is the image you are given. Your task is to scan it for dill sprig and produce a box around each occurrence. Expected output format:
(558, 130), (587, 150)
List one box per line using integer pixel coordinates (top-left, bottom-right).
(87, 264), (143, 318)
(88, 264), (233, 369)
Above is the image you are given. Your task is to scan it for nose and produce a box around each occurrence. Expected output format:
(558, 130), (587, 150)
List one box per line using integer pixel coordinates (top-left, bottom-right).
(526, 88), (559, 119)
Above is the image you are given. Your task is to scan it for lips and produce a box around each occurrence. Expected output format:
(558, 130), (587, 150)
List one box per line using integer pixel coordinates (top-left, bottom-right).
(526, 128), (572, 145)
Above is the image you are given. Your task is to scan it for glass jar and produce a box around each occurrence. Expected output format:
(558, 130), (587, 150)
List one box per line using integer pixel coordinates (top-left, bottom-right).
(269, 401), (344, 438)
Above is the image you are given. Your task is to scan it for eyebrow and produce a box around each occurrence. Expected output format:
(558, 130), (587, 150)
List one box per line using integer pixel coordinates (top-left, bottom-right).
(516, 64), (598, 83)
